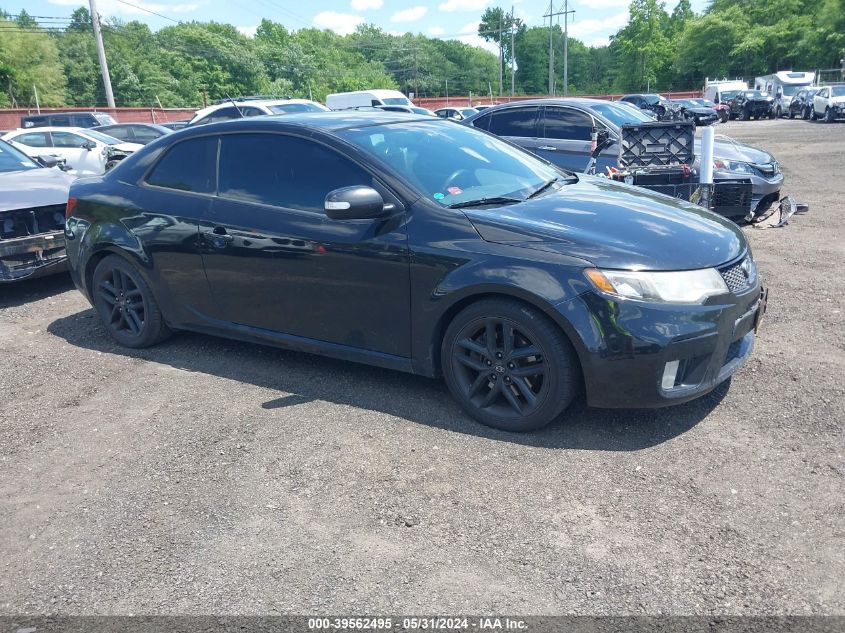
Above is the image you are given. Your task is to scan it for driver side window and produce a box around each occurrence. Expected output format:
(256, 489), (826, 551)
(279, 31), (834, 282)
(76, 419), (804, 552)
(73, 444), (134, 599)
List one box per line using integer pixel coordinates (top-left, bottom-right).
(51, 132), (89, 148)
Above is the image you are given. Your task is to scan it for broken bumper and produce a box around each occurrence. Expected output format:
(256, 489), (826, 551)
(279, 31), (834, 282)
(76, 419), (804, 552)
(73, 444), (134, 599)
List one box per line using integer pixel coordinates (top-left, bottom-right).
(0, 232), (68, 283)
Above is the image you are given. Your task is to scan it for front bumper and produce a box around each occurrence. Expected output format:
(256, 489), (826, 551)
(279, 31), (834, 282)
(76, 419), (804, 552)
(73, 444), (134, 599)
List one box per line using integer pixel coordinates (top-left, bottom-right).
(0, 232), (67, 283)
(713, 168), (783, 214)
(556, 270), (765, 408)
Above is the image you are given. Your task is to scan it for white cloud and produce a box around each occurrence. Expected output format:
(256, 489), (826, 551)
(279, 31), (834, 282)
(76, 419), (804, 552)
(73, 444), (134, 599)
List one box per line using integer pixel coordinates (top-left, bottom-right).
(313, 11), (365, 35)
(456, 34), (500, 55)
(568, 11), (628, 38)
(459, 21), (480, 34)
(48, 0), (199, 15)
(237, 25), (257, 37)
(589, 36), (611, 47)
(438, 0), (489, 11)
(428, 26), (445, 36)
(577, 0), (630, 7)
(390, 6), (428, 22)
(351, 0), (383, 9)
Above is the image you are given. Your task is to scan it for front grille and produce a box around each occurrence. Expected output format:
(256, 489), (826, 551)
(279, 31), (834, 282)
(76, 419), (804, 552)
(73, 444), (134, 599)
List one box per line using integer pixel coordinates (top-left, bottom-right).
(719, 257), (755, 293)
(712, 180), (753, 215)
(0, 204), (66, 241)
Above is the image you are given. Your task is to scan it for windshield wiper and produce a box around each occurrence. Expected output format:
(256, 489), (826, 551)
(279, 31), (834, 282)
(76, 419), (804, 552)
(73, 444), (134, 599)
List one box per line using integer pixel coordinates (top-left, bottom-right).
(526, 177), (561, 199)
(447, 196), (522, 209)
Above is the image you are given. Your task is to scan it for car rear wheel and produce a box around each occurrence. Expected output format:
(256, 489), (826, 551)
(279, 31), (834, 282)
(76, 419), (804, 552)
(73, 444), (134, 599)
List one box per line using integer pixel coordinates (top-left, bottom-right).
(92, 254), (170, 348)
(442, 299), (579, 432)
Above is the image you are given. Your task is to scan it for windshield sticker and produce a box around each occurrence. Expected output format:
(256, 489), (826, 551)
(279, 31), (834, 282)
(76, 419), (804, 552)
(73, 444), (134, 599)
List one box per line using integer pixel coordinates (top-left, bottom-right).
(433, 192), (445, 200)
(447, 187), (463, 195)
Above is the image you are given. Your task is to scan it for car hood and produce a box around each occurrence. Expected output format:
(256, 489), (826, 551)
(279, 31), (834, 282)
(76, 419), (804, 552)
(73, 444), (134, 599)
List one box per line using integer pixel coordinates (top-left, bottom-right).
(701, 138), (772, 164)
(464, 176), (745, 271)
(830, 96), (845, 105)
(686, 107), (718, 116)
(0, 167), (74, 212)
(111, 142), (143, 153)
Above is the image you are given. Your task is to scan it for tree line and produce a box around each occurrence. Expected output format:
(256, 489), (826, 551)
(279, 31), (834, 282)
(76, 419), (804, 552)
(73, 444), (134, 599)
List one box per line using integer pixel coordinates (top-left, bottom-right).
(0, 0), (842, 109)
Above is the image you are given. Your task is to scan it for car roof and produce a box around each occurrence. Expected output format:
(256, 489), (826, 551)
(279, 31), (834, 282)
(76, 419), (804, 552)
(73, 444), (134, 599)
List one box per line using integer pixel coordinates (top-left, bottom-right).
(5, 126), (89, 134)
(191, 99), (322, 120)
(169, 111), (438, 137)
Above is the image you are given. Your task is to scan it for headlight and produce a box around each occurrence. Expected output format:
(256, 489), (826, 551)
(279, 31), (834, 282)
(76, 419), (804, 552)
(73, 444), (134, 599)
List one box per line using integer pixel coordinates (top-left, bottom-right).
(714, 158), (754, 174)
(585, 268), (728, 304)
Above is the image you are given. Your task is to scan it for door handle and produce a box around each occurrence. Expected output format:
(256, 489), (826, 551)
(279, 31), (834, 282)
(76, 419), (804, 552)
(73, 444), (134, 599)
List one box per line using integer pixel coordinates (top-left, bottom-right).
(202, 227), (234, 248)
(537, 146), (557, 151)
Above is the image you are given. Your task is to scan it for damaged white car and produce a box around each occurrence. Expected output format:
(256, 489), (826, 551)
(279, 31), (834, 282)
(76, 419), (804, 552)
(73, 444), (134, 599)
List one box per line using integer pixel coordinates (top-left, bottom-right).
(0, 139), (74, 283)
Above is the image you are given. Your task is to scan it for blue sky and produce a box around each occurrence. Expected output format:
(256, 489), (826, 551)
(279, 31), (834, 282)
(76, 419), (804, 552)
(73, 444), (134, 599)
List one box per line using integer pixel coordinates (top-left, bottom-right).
(4, 0), (706, 49)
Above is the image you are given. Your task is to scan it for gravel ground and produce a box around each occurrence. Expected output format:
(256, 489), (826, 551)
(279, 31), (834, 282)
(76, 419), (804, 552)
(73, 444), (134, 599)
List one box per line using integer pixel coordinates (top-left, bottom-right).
(0, 118), (843, 616)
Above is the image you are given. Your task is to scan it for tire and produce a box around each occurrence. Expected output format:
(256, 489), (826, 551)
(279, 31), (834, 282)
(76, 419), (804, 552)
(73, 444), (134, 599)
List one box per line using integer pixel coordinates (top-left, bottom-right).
(91, 254), (171, 348)
(441, 298), (580, 432)
(802, 107), (810, 120)
(775, 106), (782, 118)
(826, 107), (835, 123)
(769, 109), (776, 119)
(719, 110), (729, 123)
(740, 108), (749, 121)
(787, 108), (795, 119)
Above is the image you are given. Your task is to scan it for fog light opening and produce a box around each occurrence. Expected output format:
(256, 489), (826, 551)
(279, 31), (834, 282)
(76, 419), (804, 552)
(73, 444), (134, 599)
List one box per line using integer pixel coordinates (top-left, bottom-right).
(661, 360), (681, 390)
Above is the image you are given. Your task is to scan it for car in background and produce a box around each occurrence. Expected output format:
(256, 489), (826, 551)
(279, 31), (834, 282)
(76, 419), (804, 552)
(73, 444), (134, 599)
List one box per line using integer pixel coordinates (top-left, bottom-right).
(671, 99), (720, 126)
(376, 105), (435, 115)
(619, 94), (681, 120)
(726, 90), (775, 120)
(434, 107), (479, 121)
(21, 111), (116, 129)
(65, 112), (763, 432)
(812, 85), (845, 122)
(788, 87), (820, 119)
(703, 79), (748, 107)
(462, 99), (784, 218)
(92, 123), (172, 145)
(0, 139), (74, 283)
(689, 98), (730, 123)
(159, 120), (190, 131)
(2, 127), (143, 176)
(325, 89), (411, 110)
(188, 98), (329, 126)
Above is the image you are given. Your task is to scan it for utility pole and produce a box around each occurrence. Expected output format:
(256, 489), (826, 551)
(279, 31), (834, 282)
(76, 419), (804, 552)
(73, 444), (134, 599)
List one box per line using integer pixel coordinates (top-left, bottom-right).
(89, 0), (115, 108)
(562, 0), (574, 96)
(510, 5), (515, 98)
(498, 14), (503, 97)
(543, 2), (574, 96)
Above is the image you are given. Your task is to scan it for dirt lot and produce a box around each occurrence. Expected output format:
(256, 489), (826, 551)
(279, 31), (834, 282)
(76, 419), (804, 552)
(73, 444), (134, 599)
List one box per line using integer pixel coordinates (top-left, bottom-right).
(1, 118), (843, 616)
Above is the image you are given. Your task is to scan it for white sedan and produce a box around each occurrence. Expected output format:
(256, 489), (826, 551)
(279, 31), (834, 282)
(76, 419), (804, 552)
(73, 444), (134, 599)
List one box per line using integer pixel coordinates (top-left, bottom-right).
(1, 127), (143, 176)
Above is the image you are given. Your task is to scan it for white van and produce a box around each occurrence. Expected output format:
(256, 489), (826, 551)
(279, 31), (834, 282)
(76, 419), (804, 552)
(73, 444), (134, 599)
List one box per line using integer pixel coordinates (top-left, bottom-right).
(754, 71), (815, 117)
(326, 89), (412, 111)
(703, 79), (749, 106)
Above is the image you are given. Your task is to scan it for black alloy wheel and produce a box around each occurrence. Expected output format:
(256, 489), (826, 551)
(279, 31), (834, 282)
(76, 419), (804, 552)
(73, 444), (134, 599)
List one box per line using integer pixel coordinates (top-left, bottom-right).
(92, 255), (170, 348)
(442, 299), (579, 432)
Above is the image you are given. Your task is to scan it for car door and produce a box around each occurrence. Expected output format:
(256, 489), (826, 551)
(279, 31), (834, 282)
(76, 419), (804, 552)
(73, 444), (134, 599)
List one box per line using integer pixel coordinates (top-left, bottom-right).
(531, 106), (613, 173)
(483, 106), (541, 158)
(6, 131), (52, 158)
(201, 132), (412, 357)
(49, 131), (104, 175)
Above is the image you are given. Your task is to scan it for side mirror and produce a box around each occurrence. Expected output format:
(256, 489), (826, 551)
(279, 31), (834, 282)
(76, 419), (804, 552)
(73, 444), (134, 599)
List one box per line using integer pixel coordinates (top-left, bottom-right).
(35, 154), (61, 168)
(325, 186), (388, 220)
(82, 140), (96, 150)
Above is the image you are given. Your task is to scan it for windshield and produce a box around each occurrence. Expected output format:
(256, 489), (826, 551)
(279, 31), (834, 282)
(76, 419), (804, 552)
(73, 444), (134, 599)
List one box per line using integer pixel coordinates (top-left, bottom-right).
(269, 102), (329, 114)
(461, 108), (478, 117)
(339, 121), (561, 207)
(591, 102), (654, 127)
(83, 129), (123, 145)
(832, 86), (845, 97)
(780, 85), (807, 96)
(0, 139), (39, 172)
(721, 90), (741, 100)
(383, 97), (411, 106)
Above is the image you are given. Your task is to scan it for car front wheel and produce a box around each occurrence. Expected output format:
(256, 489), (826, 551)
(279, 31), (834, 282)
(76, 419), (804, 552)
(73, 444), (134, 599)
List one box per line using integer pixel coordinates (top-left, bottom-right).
(92, 254), (171, 348)
(442, 299), (580, 432)
(826, 107), (836, 123)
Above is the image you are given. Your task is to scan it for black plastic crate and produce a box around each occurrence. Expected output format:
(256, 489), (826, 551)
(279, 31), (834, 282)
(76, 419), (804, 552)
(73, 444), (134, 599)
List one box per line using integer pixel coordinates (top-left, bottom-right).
(618, 121), (695, 168)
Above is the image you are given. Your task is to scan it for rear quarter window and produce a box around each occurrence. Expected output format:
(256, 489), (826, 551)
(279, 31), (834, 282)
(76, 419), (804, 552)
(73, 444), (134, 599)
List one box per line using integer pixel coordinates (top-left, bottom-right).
(146, 136), (218, 194)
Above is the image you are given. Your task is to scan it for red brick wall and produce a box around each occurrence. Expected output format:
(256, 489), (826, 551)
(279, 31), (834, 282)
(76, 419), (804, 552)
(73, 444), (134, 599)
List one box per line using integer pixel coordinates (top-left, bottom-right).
(0, 107), (198, 131)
